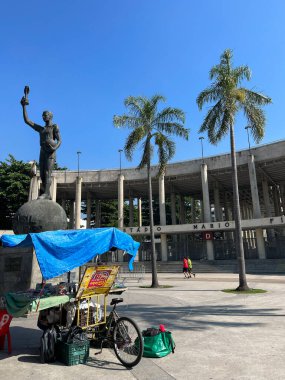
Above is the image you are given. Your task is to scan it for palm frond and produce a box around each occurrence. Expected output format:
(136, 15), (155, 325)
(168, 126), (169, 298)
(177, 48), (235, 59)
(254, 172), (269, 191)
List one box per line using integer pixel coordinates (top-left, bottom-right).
(243, 104), (266, 143)
(209, 65), (223, 80)
(209, 49), (233, 80)
(124, 126), (146, 161)
(215, 109), (233, 142)
(154, 133), (176, 176)
(124, 96), (146, 117)
(220, 49), (233, 67)
(150, 94), (166, 111)
(137, 135), (153, 169)
(243, 89), (272, 106)
(154, 107), (185, 124)
(113, 115), (142, 129)
(116, 94), (188, 175)
(199, 100), (231, 144)
(232, 66), (251, 83)
(157, 122), (189, 139)
(197, 86), (221, 109)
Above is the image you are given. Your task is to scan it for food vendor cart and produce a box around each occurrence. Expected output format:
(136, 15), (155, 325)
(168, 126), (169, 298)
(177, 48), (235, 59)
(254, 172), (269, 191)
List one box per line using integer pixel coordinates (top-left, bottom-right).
(0, 228), (144, 367)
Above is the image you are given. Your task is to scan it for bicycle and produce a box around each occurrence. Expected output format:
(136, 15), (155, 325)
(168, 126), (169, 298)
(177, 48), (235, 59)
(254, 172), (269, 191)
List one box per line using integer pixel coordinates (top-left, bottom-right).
(38, 265), (144, 367)
(92, 297), (144, 368)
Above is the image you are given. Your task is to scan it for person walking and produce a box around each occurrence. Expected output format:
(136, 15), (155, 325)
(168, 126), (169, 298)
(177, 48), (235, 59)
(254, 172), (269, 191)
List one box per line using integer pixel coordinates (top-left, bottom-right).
(183, 257), (189, 278)
(187, 257), (196, 278)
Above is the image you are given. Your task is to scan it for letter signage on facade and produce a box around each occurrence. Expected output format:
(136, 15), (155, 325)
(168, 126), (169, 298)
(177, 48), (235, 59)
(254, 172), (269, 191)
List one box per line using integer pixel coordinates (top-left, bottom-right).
(203, 232), (213, 240)
(122, 216), (285, 235)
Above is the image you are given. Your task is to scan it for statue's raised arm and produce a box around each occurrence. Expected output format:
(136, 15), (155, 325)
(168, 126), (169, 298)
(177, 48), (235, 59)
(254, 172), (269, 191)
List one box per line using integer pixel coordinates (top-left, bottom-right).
(20, 86), (42, 132)
(20, 86), (62, 200)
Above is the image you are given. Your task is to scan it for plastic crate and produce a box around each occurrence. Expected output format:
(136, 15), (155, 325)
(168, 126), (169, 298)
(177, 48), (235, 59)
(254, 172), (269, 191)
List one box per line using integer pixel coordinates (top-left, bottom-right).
(56, 339), (90, 366)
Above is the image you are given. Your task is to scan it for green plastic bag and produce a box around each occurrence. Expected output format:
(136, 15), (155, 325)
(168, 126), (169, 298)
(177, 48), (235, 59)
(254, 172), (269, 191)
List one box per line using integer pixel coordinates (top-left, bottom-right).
(142, 331), (175, 358)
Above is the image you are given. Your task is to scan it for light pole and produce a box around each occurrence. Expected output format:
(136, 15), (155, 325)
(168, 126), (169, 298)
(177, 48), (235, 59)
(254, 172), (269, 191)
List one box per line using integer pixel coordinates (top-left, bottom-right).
(118, 149), (123, 175)
(245, 126), (251, 154)
(77, 151), (81, 177)
(199, 136), (205, 163)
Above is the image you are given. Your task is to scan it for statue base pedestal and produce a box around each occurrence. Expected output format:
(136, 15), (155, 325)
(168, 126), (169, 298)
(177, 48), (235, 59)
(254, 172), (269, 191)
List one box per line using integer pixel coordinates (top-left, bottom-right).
(13, 199), (67, 235)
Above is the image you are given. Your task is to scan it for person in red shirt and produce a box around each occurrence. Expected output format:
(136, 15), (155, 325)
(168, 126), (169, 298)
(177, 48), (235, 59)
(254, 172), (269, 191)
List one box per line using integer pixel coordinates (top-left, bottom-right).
(183, 257), (189, 278)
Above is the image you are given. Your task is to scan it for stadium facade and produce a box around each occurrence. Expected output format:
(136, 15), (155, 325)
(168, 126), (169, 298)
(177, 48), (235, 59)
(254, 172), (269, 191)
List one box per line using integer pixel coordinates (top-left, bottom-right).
(29, 140), (285, 262)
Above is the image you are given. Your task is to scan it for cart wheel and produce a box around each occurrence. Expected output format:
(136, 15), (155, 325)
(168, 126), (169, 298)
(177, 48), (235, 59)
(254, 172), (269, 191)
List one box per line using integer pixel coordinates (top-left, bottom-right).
(113, 317), (143, 368)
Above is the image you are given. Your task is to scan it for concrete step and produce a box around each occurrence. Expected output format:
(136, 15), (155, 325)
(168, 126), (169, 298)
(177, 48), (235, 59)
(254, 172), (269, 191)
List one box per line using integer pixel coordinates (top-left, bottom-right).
(116, 259), (285, 274)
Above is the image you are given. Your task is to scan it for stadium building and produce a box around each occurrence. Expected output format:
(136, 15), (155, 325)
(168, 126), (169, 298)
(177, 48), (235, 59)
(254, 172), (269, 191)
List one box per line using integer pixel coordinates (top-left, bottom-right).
(29, 140), (285, 265)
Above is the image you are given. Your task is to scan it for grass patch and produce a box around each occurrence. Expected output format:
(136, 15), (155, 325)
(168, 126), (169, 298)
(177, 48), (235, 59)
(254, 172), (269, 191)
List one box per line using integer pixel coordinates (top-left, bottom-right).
(139, 285), (174, 289)
(222, 288), (267, 294)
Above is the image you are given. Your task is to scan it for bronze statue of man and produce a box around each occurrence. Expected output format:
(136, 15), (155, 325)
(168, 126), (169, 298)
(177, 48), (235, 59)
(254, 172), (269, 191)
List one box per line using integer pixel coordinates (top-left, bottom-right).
(20, 87), (62, 200)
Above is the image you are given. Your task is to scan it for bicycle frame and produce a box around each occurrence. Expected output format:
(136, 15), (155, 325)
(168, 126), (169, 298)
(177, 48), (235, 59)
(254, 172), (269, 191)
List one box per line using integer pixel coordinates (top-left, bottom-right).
(92, 300), (123, 354)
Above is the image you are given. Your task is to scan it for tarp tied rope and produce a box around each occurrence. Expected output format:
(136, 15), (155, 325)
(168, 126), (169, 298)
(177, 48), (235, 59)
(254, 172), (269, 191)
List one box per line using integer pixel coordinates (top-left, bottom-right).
(1, 228), (140, 280)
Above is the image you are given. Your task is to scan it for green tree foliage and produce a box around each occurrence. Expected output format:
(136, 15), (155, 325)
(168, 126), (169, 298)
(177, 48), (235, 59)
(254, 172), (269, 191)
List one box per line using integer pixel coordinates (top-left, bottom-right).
(197, 49), (271, 290)
(114, 95), (189, 287)
(124, 201), (138, 227)
(0, 156), (69, 230)
(0, 155), (31, 229)
(81, 199), (119, 227)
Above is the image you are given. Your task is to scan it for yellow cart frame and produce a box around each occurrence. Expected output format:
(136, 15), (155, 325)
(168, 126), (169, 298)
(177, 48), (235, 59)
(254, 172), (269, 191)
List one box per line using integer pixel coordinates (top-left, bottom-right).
(74, 265), (120, 330)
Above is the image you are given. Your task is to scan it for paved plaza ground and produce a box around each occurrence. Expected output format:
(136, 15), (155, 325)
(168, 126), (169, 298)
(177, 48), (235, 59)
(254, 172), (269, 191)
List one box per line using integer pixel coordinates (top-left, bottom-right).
(0, 273), (285, 380)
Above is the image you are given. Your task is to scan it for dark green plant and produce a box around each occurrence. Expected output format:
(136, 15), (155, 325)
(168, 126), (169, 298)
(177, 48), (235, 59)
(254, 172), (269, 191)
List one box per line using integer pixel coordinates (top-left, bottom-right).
(114, 95), (188, 287)
(0, 155), (31, 229)
(197, 49), (271, 290)
(81, 199), (119, 227)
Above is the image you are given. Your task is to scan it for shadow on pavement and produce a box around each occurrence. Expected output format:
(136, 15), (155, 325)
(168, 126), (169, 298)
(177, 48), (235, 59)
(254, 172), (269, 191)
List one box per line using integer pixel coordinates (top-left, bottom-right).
(120, 303), (284, 331)
(86, 356), (129, 371)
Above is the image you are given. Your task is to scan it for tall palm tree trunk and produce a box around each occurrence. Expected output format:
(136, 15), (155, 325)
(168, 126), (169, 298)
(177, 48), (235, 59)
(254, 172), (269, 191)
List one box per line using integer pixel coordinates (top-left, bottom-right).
(147, 160), (159, 288)
(230, 124), (249, 290)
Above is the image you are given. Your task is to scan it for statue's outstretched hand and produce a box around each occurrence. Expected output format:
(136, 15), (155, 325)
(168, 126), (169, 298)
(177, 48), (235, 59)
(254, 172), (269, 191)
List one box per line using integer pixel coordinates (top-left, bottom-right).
(20, 96), (29, 106)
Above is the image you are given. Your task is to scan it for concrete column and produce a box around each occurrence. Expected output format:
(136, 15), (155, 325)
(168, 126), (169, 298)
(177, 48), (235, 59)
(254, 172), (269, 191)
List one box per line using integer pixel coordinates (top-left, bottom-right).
(129, 194), (134, 227)
(75, 177), (82, 229)
(248, 155), (262, 217)
(118, 174), (124, 228)
(224, 193), (229, 220)
(190, 197), (195, 223)
(242, 201), (248, 220)
(224, 193), (234, 240)
(273, 186), (281, 216)
(214, 183), (222, 221)
(95, 201), (101, 227)
(86, 192), (91, 229)
(201, 163), (214, 260)
(200, 200), (204, 223)
(262, 179), (271, 217)
(178, 195), (186, 224)
(159, 174), (167, 261)
(51, 176), (57, 202)
(240, 202), (247, 239)
(279, 183), (285, 236)
(245, 207), (253, 248)
(28, 176), (40, 201)
(69, 201), (75, 229)
(279, 182), (285, 214)
(138, 198), (142, 227)
(170, 192), (176, 225)
(262, 178), (275, 240)
(248, 154), (266, 259)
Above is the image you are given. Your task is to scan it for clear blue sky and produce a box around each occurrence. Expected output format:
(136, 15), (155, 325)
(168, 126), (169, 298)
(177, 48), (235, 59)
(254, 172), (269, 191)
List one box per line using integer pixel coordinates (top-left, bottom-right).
(1, 0), (284, 171)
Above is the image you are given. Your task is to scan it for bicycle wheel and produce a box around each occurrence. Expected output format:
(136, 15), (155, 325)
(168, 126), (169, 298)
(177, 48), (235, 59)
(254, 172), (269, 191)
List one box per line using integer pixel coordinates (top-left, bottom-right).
(113, 316), (144, 368)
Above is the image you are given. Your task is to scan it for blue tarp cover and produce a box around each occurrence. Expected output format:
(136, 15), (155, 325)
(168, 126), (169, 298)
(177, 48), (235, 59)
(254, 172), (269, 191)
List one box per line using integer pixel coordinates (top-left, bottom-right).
(1, 228), (140, 280)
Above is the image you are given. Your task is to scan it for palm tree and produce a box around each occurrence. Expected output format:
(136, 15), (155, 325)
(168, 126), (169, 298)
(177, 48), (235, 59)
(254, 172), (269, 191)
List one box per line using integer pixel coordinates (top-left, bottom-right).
(197, 49), (271, 291)
(114, 95), (189, 287)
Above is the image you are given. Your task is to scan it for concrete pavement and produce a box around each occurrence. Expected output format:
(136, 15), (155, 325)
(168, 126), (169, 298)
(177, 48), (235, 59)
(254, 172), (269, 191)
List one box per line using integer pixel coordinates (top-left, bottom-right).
(0, 273), (285, 380)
